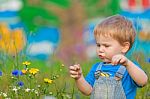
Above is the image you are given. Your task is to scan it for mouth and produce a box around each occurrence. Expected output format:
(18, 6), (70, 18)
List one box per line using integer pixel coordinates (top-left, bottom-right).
(98, 55), (104, 59)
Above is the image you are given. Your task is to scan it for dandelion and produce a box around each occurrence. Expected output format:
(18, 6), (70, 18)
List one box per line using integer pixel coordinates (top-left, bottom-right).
(22, 61), (31, 66)
(21, 69), (27, 74)
(44, 78), (53, 84)
(29, 68), (39, 75)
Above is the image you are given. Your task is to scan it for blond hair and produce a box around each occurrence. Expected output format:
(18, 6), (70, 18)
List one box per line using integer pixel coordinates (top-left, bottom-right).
(94, 15), (136, 50)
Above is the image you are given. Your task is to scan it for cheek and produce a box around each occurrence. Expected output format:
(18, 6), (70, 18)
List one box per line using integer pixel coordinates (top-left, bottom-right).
(96, 49), (99, 55)
(107, 48), (121, 56)
(96, 47), (99, 52)
(105, 50), (113, 56)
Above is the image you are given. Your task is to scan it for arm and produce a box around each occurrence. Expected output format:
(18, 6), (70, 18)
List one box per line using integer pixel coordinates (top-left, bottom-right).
(69, 64), (93, 95)
(125, 60), (148, 86)
(112, 54), (148, 86)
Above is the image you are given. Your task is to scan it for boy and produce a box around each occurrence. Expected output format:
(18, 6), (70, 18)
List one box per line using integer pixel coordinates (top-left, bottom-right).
(69, 15), (148, 99)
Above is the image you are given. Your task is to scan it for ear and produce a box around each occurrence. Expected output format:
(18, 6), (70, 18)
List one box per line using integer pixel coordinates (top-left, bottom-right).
(121, 42), (130, 54)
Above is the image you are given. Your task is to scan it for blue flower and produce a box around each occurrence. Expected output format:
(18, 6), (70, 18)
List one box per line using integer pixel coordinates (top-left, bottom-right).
(18, 81), (24, 87)
(12, 70), (19, 76)
(12, 70), (23, 76)
(0, 71), (2, 76)
(146, 58), (150, 63)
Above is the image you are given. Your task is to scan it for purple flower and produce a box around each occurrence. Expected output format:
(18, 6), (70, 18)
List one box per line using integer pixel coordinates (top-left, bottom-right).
(18, 81), (24, 87)
(0, 71), (2, 76)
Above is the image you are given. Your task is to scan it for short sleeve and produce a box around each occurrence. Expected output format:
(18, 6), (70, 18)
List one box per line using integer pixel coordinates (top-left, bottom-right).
(85, 63), (99, 87)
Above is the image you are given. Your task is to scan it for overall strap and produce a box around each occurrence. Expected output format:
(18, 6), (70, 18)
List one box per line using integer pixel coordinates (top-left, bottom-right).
(115, 66), (126, 80)
(94, 62), (103, 79)
(96, 62), (103, 71)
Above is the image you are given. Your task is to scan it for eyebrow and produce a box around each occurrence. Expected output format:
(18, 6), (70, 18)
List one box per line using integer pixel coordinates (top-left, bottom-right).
(96, 42), (110, 45)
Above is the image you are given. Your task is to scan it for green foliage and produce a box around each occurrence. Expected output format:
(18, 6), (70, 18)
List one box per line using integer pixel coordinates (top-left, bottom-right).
(19, 0), (71, 31)
(19, 6), (60, 31)
(81, 0), (121, 18)
(45, 0), (71, 8)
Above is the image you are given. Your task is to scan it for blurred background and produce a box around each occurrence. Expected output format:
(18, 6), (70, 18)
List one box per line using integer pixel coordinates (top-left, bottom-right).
(0, 0), (150, 64)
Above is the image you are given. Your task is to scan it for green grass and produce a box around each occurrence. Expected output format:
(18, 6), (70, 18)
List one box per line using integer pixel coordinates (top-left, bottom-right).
(0, 53), (149, 99)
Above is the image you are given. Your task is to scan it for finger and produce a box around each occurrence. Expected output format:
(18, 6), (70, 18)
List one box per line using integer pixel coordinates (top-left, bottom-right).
(69, 66), (77, 71)
(115, 58), (122, 65)
(70, 74), (78, 79)
(120, 58), (128, 65)
(112, 57), (117, 65)
(69, 70), (78, 75)
(112, 57), (121, 65)
(74, 64), (80, 70)
(119, 58), (125, 63)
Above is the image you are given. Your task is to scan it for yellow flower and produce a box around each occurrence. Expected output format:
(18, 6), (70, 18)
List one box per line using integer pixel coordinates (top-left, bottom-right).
(22, 69), (27, 74)
(29, 68), (39, 75)
(22, 61), (31, 66)
(44, 78), (53, 84)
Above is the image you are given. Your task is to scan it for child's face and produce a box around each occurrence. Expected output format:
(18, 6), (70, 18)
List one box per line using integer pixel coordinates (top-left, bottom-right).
(96, 35), (124, 64)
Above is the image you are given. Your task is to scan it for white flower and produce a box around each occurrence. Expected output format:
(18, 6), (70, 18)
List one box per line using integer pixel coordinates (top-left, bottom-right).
(37, 85), (41, 88)
(25, 88), (30, 92)
(31, 89), (35, 92)
(3, 92), (7, 97)
(34, 90), (39, 96)
(66, 94), (72, 99)
(12, 87), (18, 92)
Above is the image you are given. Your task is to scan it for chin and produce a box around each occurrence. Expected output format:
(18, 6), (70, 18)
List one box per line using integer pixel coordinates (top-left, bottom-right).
(103, 60), (111, 64)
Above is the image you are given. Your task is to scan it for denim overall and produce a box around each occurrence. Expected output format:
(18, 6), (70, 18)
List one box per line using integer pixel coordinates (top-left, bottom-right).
(91, 63), (126, 99)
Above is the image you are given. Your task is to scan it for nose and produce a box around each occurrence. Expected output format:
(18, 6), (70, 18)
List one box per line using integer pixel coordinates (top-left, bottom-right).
(98, 46), (104, 53)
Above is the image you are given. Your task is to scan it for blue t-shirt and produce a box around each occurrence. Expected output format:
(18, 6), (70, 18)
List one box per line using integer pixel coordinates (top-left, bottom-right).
(85, 62), (141, 99)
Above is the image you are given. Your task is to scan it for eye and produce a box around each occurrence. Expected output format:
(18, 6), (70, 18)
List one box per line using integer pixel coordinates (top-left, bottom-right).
(104, 45), (110, 47)
(96, 44), (100, 47)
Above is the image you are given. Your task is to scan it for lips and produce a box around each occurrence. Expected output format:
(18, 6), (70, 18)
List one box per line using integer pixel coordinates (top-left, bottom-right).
(99, 55), (104, 59)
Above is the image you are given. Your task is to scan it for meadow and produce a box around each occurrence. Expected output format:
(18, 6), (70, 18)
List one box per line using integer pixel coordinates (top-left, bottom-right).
(0, 52), (149, 99)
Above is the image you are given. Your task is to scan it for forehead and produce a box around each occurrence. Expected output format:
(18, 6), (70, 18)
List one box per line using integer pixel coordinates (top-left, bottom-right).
(96, 35), (114, 42)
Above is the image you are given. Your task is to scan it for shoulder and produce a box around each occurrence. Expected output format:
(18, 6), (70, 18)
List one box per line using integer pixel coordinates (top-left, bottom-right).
(90, 62), (101, 71)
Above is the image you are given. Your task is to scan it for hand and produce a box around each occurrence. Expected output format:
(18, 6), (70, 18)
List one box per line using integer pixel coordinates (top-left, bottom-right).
(111, 54), (129, 66)
(69, 64), (82, 80)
